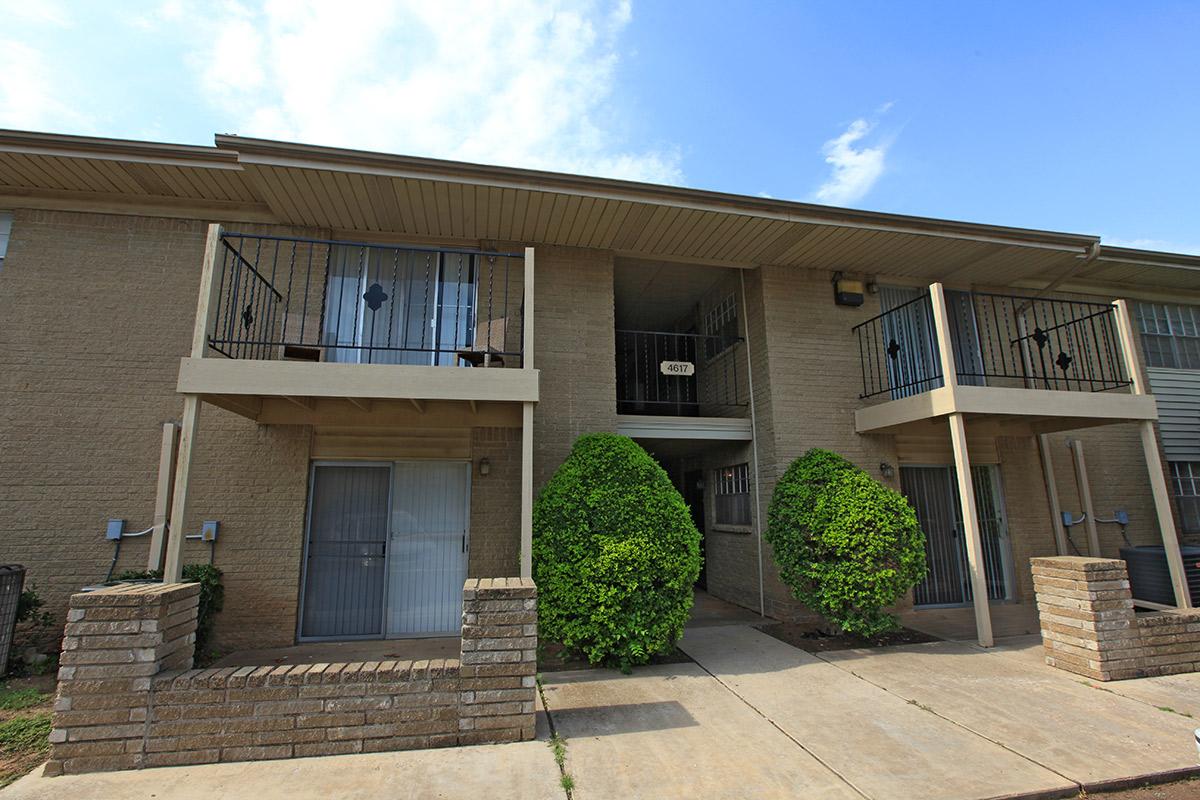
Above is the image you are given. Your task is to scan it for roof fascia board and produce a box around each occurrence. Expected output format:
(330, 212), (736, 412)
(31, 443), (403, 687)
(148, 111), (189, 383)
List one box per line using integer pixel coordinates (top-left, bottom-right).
(0, 130), (241, 170)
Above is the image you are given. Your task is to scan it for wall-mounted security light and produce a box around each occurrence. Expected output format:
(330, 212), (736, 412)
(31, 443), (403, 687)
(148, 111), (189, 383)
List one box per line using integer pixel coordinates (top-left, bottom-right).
(879, 462), (895, 479)
(832, 272), (865, 307)
(478, 457), (491, 477)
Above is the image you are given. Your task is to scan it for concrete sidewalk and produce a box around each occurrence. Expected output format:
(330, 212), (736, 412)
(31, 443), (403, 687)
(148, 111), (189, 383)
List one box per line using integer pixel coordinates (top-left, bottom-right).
(1, 741), (564, 800)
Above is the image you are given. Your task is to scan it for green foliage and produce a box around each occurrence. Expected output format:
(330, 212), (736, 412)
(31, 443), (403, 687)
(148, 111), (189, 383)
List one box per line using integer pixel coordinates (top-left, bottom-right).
(0, 687), (47, 712)
(766, 448), (927, 637)
(115, 564), (225, 661)
(5, 586), (55, 676)
(533, 433), (701, 669)
(0, 714), (52, 755)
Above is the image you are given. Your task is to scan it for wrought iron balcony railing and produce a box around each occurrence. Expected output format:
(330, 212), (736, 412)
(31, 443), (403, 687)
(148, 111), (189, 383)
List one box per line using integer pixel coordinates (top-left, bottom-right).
(615, 329), (747, 416)
(853, 288), (1131, 401)
(207, 232), (525, 367)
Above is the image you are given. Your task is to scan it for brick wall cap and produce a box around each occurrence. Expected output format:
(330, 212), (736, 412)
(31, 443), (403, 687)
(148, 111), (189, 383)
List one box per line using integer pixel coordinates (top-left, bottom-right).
(1031, 557), (1126, 571)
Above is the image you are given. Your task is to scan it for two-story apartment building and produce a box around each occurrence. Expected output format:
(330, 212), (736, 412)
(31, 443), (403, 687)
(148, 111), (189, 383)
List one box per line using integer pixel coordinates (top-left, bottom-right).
(1, 129), (1196, 654)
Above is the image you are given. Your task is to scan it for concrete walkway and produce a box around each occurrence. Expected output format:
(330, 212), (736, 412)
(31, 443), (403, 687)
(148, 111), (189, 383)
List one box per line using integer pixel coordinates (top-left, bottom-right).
(543, 625), (1200, 800)
(9, 625), (1200, 799)
(3, 741), (563, 800)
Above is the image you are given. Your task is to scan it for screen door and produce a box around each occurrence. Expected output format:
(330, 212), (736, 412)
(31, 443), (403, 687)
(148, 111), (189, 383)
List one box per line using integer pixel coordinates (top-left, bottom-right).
(300, 464), (390, 639)
(386, 462), (471, 636)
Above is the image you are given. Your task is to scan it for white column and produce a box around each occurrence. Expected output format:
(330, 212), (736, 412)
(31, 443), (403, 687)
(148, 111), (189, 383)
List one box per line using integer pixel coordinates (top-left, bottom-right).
(147, 422), (179, 571)
(164, 224), (222, 583)
(1069, 439), (1102, 557)
(520, 401), (534, 579)
(164, 396), (200, 583)
(520, 247), (535, 579)
(1113, 299), (1191, 609)
(949, 412), (995, 647)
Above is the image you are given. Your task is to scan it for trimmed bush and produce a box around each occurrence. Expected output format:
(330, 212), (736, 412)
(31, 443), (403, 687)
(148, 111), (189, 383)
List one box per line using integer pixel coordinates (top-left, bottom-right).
(533, 433), (701, 668)
(766, 449), (926, 637)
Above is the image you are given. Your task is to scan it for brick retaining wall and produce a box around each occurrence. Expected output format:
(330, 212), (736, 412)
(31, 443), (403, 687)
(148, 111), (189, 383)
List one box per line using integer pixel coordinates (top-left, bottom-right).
(47, 578), (536, 775)
(1031, 556), (1200, 681)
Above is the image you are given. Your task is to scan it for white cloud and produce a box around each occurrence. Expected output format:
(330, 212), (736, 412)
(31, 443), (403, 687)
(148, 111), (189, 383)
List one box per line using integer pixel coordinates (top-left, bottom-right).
(812, 117), (890, 207)
(167, 0), (681, 183)
(1101, 237), (1200, 256)
(0, 0), (71, 26)
(0, 40), (91, 131)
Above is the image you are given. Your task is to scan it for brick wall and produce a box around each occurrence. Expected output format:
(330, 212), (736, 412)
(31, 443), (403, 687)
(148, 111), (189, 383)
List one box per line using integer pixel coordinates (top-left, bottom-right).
(1032, 556), (1200, 681)
(47, 579), (537, 775)
(531, 245), (619, 486)
(469, 428), (522, 576)
(48, 582), (199, 774)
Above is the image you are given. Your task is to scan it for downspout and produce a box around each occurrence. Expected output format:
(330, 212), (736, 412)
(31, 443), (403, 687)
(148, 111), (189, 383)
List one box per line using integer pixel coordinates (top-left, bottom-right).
(739, 269), (766, 618)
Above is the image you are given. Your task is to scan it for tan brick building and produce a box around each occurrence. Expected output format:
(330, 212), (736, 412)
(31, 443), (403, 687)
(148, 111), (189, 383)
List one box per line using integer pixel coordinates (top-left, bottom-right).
(1, 129), (1197, 655)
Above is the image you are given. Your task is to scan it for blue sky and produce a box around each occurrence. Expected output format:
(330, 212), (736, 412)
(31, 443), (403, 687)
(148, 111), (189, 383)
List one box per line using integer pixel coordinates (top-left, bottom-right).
(2, 1), (1198, 252)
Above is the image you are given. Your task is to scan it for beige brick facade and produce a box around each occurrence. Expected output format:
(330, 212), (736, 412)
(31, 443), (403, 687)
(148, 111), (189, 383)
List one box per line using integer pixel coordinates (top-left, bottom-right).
(0, 205), (1185, 651)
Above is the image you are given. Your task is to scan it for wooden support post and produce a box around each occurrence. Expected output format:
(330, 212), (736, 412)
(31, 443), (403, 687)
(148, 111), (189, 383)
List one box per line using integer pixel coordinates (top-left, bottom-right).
(164, 395), (201, 583)
(520, 401), (534, 579)
(1037, 434), (1070, 556)
(147, 423), (180, 571)
(164, 224), (222, 584)
(929, 282), (958, 388)
(1068, 439), (1102, 557)
(1113, 299), (1190, 608)
(949, 412), (994, 647)
(1139, 420), (1192, 608)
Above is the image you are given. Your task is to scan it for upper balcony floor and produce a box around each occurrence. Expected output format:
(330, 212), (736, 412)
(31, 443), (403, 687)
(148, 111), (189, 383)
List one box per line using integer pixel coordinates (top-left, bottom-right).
(176, 227), (538, 423)
(851, 283), (1159, 436)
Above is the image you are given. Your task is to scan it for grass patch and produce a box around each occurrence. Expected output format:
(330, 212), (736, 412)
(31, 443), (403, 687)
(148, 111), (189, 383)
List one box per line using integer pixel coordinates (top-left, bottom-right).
(0, 715), (51, 753)
(0, 687), (49, 712)
(0, 677), (55, 789)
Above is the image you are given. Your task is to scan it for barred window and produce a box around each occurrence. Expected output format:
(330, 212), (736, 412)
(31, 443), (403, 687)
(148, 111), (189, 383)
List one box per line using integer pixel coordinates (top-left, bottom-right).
(1169, 461), (1200, 534)
(702, 293), (738, 358)
(713, 463), (751, 526)
(1137, 302), (1200, 370)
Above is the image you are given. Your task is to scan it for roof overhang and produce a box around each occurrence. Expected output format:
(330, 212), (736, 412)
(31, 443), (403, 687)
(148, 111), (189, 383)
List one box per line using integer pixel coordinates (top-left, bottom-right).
(1, 129), (1197, 295)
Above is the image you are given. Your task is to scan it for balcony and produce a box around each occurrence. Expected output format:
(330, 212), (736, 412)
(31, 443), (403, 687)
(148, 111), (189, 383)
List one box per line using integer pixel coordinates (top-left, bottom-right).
(851, 284), (1157, 435)
(177, 229), (538, 422)
(613, 329), (751, 441)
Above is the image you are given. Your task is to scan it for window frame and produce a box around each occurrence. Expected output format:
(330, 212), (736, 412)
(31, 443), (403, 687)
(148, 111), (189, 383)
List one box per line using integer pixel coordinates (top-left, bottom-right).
(701, 292), (739, 360)
(1169, 461), (1200, 535)
(712, 462), (752, 530)
(0, 211), (12, 270)
(1136, 302), (1200, 371)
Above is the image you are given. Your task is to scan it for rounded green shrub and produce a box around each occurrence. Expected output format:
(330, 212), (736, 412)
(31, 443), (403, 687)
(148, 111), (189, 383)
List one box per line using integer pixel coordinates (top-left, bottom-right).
(766, 448), (926, 637)
(532, 433), (701, 668)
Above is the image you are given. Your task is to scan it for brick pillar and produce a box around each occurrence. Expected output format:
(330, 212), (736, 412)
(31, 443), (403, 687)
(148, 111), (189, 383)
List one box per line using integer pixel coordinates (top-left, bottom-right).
(458, 578), (537, 744)
(46, 583), (200, 775)
(1031, 556), (1138, 681)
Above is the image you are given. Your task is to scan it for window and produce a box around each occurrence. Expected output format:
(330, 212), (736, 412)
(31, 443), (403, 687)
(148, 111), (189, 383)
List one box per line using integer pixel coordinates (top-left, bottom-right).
(1169, 461), (1200, 534)
(0, 212), (11, 270)
(702, 293), (738, 358)
(1137, 302), (1200, 370)
(713, 463), (751, 526)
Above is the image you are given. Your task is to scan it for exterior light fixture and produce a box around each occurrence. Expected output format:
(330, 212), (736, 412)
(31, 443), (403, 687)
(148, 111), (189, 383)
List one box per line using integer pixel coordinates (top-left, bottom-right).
(832, 271), (865, 307)
(879, 462), (895, 479)
(478, 457), (491, 477)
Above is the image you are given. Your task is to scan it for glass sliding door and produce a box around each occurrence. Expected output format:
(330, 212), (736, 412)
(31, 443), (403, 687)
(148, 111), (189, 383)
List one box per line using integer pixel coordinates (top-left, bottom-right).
(902, 464), (1014, 607)
(322, 246), (477, 365)
(299, 460), (472, 640)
